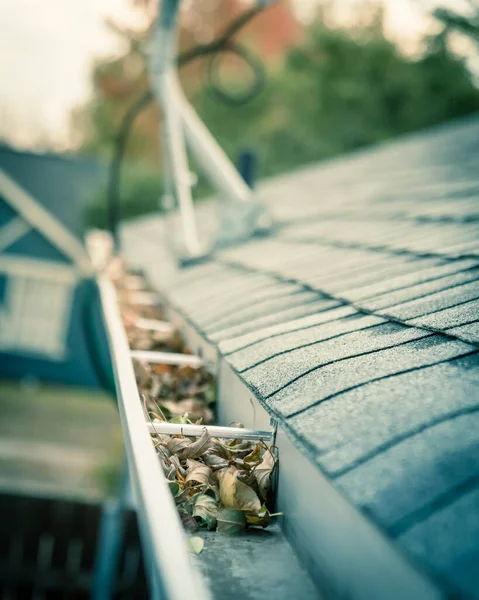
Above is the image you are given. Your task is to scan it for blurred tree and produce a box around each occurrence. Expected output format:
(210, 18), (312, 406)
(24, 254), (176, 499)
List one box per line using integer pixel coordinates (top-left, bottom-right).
(193, 5), (479, 176)
(72, 0), (300, 162)
(79, 1), (479, 228)
(434, 1), (479, 44)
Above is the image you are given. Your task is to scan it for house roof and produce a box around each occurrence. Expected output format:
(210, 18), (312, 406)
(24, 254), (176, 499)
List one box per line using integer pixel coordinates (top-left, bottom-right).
(122, 114), (479, 598)
(0, 145), (105, 241)
(0, 166), (91, 273)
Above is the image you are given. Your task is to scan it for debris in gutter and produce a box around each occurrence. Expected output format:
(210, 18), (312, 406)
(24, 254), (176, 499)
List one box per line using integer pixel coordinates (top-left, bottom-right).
(111, 262), (280, 540)
(153, 421), (278, 535)
(187, 537), (205, 555)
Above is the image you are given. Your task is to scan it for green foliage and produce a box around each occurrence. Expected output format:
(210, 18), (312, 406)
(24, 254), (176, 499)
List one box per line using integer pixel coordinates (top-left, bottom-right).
(84, 165), (164, 229)
(193, 18), (479, 178)
(434, 4), (479, 44)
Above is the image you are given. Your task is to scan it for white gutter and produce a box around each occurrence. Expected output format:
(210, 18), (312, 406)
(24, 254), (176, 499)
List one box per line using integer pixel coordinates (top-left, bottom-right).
(98, 277), (211, 600)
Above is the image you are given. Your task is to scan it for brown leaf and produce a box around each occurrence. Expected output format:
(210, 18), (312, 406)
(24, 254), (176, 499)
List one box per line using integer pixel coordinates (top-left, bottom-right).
(217, 467), (261, 513)
(215, 439), (254, 459)
(173, 487), (190, 504)
(166, 437), (192, 456)
(203, 452), (229, 469)
(133, 360), (152, 389)
(178, 365), (200, 378)
(254, 449), (276, 501)
(209, 440), (231, 459)
(168, 454), (186, 478)
(152, 363), (174, 376)
(184, 429), (212, 459)
(159, 399), (214, 424)
(185, 459), (212, 486)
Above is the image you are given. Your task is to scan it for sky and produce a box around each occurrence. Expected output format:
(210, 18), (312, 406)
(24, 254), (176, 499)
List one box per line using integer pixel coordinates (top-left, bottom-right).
(0, 0), (466, 150)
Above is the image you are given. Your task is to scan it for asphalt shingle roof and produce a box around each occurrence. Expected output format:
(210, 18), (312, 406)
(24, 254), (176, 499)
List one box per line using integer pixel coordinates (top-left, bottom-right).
(123, 115), (479, 598)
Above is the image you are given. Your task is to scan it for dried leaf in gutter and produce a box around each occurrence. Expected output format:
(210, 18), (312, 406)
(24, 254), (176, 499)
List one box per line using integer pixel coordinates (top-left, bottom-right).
(184, 429), (212, 459)
(166, 437), (192, 456)
(168, 454), (186, 478)
(203, 452), (228, 469)
(243, 443), (263, 467)
(245, 504), (271, 528)
(169, 414), (190, 424)
(254, 448), (276, 501)
(185, 459), (212, 486)
(214, 439), (254, 459)
(180, 510), (200, 533)
(158, 398), (214, 424)
(187, 537), (204, 555)
(133, 360), (152, 389)
(217, 467), (262, 514)
(193, 493), (218, 530)
(217, 508), (246, 535)
(168, 481), (181, 496)
(115, 268), (281, 541)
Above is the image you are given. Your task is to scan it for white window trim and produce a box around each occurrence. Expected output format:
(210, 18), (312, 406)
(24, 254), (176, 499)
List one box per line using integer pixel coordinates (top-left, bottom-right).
(0, 216), (31, 252)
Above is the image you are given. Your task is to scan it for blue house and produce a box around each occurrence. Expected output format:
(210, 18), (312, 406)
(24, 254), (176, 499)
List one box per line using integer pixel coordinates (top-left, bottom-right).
(0, 148), (110, 389)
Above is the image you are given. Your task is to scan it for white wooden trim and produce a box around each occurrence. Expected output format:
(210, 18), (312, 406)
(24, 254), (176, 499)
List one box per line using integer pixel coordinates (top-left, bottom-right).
(0, 167), (92, 273)
(0, 216), (31, 252)
(0, 274), (75, 361)
(0, 255), (78, 284)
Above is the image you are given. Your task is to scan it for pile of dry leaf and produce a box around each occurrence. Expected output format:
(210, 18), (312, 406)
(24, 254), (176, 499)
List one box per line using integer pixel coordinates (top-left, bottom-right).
(153, 426), (278, 535)
(113, 263), (278, 538)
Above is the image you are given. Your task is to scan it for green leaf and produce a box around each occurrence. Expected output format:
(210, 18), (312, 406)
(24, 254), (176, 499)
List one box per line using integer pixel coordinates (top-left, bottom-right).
(168, 481), (180, 496)
(245, 504), (271, 528)
(216, 508), (245, 535)
(205, 382), (216, 405)
(187, 536), (204, 554)
(243, 443), (262, 467)
(193, 494), (218, 531)
(180, 510), (200, 533)
(217, 467), (261, 513)
(169, 414), (190, 424)
(215, 439), (254, 459)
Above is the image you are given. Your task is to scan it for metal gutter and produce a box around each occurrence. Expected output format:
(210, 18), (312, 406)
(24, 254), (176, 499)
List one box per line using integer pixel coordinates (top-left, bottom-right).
(130, 349), (204, 367)
(147, 422), (273, 441)
(98, 277), (210, 600)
